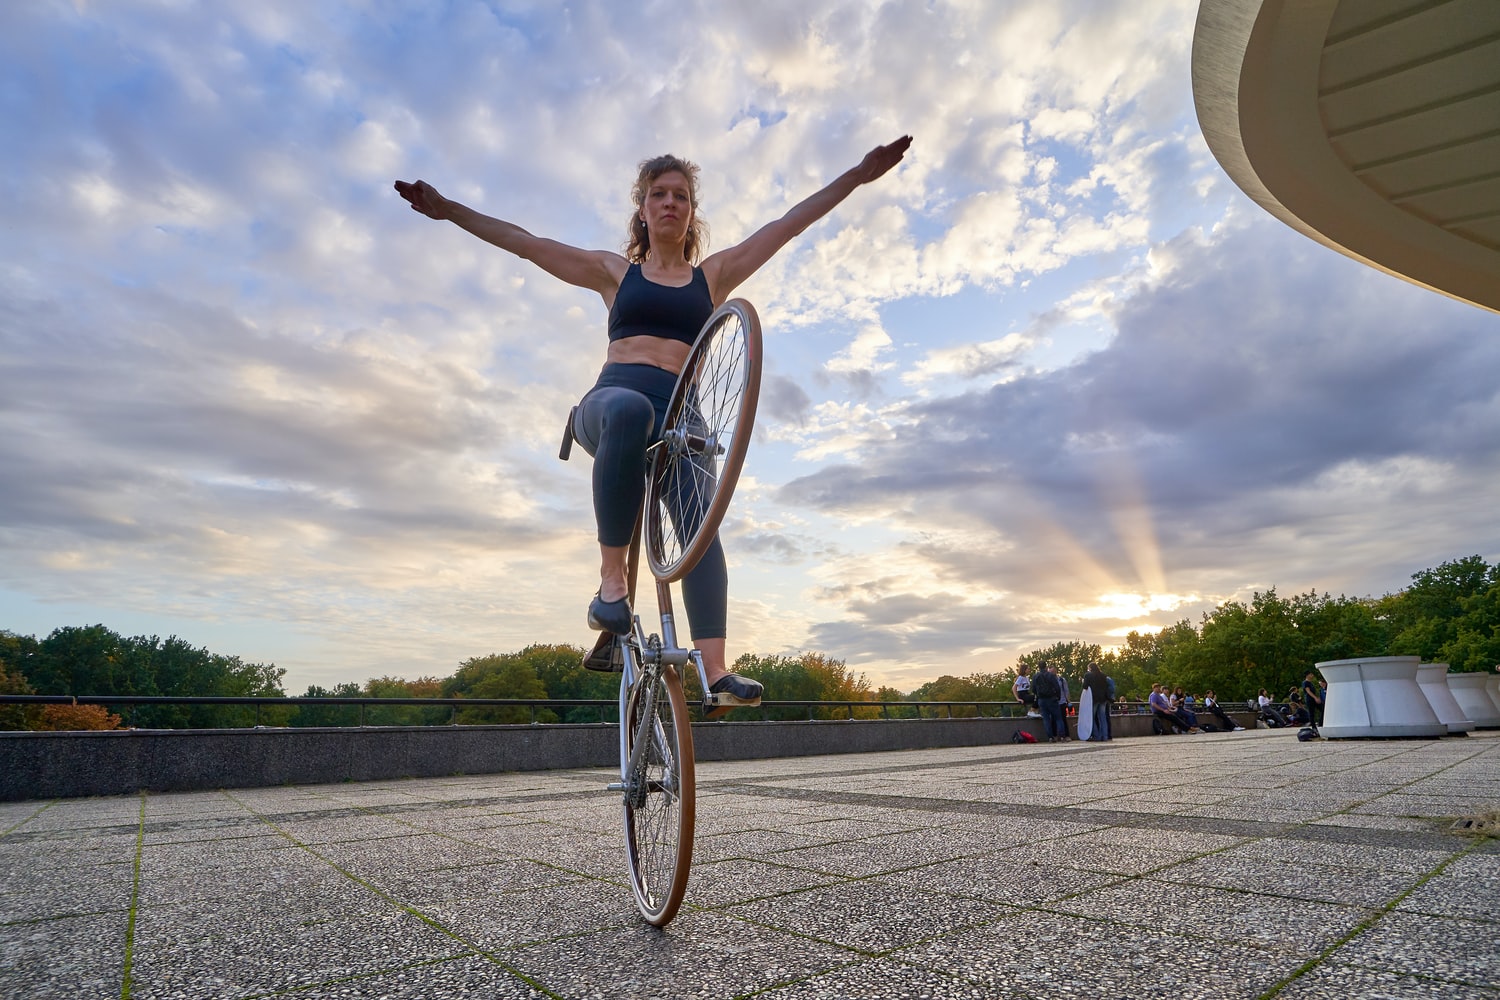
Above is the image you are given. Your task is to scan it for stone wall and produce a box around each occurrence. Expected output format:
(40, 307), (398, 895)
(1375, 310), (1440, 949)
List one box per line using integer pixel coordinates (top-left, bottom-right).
(0, 710), (1255, 802)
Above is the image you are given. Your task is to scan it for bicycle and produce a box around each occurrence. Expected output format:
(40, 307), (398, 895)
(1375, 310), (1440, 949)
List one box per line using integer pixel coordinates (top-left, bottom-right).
(579, 298), (762, 926)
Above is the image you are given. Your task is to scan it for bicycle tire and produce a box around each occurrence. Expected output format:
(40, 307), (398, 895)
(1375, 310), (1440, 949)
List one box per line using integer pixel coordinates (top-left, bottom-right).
(644, 298), (762, 582)
(621, 664), (696, 926)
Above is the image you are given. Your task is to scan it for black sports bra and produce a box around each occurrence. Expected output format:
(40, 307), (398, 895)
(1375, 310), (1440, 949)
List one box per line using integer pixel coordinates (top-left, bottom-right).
(607, 263), (713, 346)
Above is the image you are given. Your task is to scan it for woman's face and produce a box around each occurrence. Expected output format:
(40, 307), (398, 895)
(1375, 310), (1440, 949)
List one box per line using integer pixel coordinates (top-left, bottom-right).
(641, 170), (693, 241)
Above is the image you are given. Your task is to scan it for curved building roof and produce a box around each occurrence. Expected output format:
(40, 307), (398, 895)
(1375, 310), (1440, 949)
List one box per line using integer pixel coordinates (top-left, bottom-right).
(1192, 0), (1500, 314)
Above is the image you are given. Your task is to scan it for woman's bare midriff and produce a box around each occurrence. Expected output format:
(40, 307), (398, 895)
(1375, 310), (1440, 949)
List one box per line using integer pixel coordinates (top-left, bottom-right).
(607, 335), (692, 375)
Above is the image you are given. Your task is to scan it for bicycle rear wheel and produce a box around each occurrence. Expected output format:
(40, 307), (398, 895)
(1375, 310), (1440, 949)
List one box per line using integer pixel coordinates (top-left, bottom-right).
(622, 664), (696, 926)
(645, 298), (762, 582)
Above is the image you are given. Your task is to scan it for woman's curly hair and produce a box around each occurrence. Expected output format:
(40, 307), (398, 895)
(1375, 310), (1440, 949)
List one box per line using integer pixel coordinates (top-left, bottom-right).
(624, 154), (709, 264)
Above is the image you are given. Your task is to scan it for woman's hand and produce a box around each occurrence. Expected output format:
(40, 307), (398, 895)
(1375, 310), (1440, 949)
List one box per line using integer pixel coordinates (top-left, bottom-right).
(852, 135), (913, 185)
(393, 179), (452, 221)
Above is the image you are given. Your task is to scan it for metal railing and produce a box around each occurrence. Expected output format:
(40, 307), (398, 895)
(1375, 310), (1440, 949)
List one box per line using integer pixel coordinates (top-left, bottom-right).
(0, 693), (1097, 729)
(2, 694), (609, 728)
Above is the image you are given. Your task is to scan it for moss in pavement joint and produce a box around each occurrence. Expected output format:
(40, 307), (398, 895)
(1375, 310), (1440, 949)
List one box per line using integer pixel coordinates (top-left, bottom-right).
(120, 790), (146, 1000)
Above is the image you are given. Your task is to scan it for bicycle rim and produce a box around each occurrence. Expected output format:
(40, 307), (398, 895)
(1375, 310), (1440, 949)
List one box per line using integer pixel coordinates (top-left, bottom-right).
(645, 299), (762, 582)
(622, 665), (696, 926)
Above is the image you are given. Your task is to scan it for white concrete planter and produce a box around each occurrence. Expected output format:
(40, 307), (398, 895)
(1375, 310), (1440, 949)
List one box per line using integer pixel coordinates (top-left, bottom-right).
(1450, 672), (1500, 728)
(1487, 673), (1500, 714)
(1315, 656), (1447, 739)
(1415, 663), (1473, 733)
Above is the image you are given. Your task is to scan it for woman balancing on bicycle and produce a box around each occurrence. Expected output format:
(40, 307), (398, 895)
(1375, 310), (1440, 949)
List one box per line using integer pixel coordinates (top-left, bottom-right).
(395, 134), (911, 707)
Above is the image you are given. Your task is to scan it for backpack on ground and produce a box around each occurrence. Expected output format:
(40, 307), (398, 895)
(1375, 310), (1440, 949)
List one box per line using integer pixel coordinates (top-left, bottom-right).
(1011, 730), (1038, 744)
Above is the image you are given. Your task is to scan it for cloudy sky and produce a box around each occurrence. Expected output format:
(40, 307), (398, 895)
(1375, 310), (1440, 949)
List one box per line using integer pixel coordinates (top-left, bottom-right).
(4, 0), (1498, 694)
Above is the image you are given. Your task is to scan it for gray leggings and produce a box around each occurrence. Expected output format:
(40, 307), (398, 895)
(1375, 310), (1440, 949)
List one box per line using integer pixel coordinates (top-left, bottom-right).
(572, 364), (727, 640)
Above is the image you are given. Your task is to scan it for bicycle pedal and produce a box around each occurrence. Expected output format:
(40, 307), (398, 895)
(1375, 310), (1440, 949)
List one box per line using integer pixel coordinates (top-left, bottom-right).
(702, 692), (760, 719)
(582, 632), (623, 672)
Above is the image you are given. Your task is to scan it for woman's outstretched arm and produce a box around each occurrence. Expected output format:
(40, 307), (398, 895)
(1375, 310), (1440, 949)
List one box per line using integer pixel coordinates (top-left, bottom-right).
(394, 179), (624, 298)
(701, 135), (911, 303)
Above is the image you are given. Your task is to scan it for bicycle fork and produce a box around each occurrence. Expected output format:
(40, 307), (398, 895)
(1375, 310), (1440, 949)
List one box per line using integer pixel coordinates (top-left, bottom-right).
(606, 604), (708, 801)
(607, 646), (692, 806)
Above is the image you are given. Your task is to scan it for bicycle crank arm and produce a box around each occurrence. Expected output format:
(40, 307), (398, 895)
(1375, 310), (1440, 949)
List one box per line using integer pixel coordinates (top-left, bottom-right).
(688, 648), (712, 698)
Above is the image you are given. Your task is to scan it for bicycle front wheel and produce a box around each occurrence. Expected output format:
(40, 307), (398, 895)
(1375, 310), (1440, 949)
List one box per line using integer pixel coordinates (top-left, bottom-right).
(622, 664), (696, 926)
(645, 298), (762, 582)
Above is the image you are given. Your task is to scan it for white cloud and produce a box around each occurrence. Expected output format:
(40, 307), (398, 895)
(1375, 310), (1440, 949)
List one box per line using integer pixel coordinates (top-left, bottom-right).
(904, 333), (1033, 385)
(826, 323), (895, 375)
(71, 173), (124, 218)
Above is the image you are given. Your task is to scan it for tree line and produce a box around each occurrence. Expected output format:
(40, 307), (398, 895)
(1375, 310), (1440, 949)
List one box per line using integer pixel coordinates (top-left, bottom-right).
(0, 626), (287, 731)
(3, 555), (1496, 729)
(914, 555), (1500, 711)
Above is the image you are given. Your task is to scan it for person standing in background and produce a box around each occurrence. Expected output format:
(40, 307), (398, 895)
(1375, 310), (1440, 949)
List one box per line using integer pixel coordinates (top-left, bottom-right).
(1057, 670), (1072, 741)
(1031, 661), (1065, 742)
(1085, 662), (1112, 741)
(1301, 671), (1325, 731)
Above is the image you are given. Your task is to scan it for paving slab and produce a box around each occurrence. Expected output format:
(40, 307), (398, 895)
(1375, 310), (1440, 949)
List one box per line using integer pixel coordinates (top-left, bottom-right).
(726, 879), (1014, 955)
(1275, 963), (1499, 1000)
(0, 911), (128, 1000)
(1325, 911), (1500, 988)
(1, 729), (1496, 998)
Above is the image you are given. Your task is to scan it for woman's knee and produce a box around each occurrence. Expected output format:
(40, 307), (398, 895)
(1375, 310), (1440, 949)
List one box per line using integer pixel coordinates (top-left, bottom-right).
(576, 388), (655, 455)
(599, 392), (655, 445)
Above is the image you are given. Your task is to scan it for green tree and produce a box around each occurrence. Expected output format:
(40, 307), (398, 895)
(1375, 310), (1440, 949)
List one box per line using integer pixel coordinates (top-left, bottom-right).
(289, 682), (364, 727)
(729, 651), (870, 719)
(138, 636), (212, 727)
(1197, 591), (1305, 701)
(1437, 577), (1500, 672)
(1018, 641), (1102, 702)
(0, 630), (41, 682)
(909, 672), (1010, 717)
(1379, 555), (1496, 662)
(731, 653), (819, 719)
(524, 644), (618, 722)
(802, 651), (875, 709)
(1290, 591), (1389, 668)
(447, 650), (553, 724)
(1101, 627), (1159, 701)
(25, 625), (155, 698)
(361, 675), (450, 727)
(10, 626), (286, 729)
(873, 684), (916, 718)
(140, 640), (287, 728)
(0, 640), (40, 731)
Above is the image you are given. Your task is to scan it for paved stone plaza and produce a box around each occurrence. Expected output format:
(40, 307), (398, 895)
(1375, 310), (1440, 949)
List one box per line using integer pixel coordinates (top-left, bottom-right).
(2, 728), (1497, 999)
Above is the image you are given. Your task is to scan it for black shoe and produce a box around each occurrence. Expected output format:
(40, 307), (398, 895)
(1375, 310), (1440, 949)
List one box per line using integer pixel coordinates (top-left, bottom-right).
(704, 673), (762, 719)
(587, 592), (632, 634)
